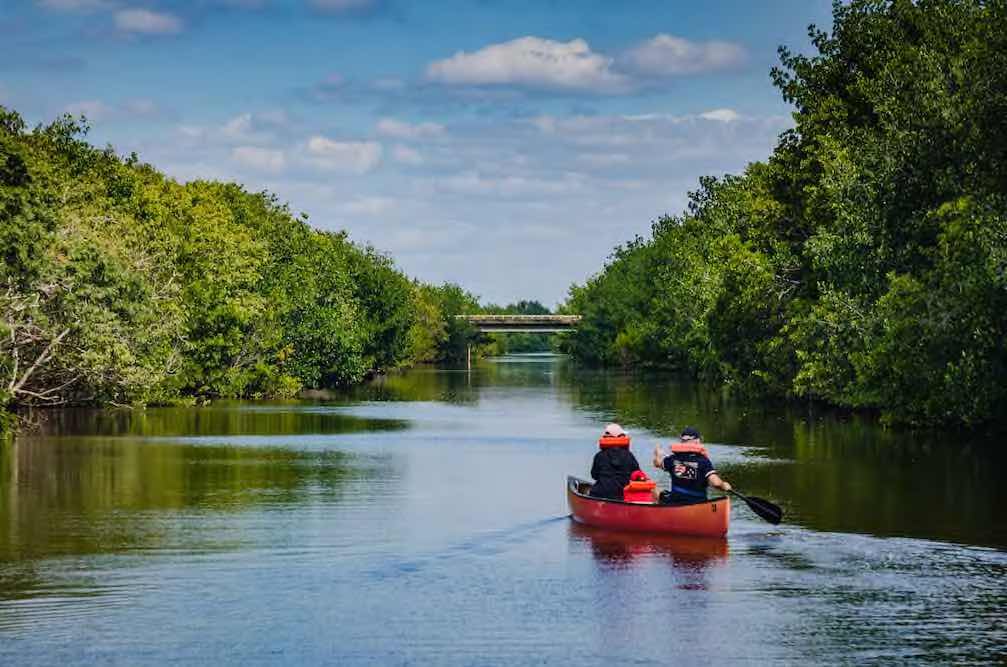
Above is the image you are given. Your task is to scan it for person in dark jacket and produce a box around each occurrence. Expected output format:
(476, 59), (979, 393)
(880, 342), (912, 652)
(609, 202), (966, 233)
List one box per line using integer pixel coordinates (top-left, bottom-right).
(589, 423), (641, 500)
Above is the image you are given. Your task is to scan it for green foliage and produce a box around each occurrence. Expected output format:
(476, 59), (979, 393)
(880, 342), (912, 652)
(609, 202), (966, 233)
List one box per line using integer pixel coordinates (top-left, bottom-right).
(562, 0), (1007, 427)
(343, 244), (418, 372)
(416, 283), (481, 363)
(405, 282), (447, 363)
(1, 112), (184, 407)
(0, 106), (475, 420)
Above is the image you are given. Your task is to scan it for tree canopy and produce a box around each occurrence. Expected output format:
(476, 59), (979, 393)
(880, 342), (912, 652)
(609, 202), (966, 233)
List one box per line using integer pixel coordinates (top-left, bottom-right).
(561, 0), (1007, 427)
(0, 108), (489, 432)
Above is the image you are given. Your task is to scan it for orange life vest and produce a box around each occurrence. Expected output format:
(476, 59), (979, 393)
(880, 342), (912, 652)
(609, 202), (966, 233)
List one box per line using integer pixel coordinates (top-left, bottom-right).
(598, 435), (631, 449)
(670, 441), (710, 458)
(623, 470), (656, 503)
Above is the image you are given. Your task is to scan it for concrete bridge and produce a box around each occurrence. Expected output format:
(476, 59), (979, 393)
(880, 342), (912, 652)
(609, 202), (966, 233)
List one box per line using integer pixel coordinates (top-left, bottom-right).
(455, 315), (580, 368)
(456, 315), (581, 333)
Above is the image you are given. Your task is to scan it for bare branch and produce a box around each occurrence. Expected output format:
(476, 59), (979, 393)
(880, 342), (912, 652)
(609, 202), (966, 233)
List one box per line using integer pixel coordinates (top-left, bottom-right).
(14, 388), (66, 402)
(24, 375), (80, 398)
(11, 328), (71, 394)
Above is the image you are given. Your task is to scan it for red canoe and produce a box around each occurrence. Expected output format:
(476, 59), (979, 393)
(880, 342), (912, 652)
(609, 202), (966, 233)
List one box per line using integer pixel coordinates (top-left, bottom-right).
(567, 476), (730, 538)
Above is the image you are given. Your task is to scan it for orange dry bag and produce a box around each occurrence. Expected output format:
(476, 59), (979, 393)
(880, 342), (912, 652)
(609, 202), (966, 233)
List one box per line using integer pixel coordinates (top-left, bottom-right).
(623, 470), (656, 503)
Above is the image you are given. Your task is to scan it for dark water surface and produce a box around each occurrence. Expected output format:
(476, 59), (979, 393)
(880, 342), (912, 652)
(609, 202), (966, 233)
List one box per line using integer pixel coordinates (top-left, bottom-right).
(1, 356), (1005, 664)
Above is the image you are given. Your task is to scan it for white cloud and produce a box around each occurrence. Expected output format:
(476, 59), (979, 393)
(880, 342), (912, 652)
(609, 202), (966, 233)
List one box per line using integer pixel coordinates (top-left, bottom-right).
(177, 125), (206, 140)
(424, 34), (745, 95)
(115, 9), (184, 35)
(376, 118), (445, 140)
(528, 114), (644, 146)
(426, 36), (632, 94)
(306, 136), (382, 173)
(140, 106), (791, 305)
(341, 196), (395, 216)
(435, 171), (585, 198)
(215, 111), (289, 143)
(699, 108), (741, 122)
(64, 99), (114, 121)
(577, 152), (631, 167)
(622, 34), (746, 76)
(529, 110), (753, 149)
(231, 146), (286, 172)
(529, 114), (609, 134)
(64, 98), (167, 123)
(622, 113), (671, 122)
(393, 144), (424, 165)
(222, 113), (254, 139)
(384, 228), (436, 252)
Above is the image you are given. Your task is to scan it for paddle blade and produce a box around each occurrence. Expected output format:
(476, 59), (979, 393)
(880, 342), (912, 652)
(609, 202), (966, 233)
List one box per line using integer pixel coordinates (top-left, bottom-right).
(742, 495), (783, 525)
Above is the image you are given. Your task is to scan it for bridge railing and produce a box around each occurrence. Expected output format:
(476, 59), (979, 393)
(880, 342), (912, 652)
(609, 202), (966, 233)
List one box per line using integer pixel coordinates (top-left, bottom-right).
(456, 315), (581, 333)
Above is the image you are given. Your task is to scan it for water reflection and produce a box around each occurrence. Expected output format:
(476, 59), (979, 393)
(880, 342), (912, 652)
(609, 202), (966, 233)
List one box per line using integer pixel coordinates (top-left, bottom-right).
(1, 434), (390, 562)
(569, 522), (728, 571)
(31, 403), (408, 438)
(559, 367), (1007, 549)
(279, 359), (1007, 548)
(569, 522), (734, 661)
(328, 355), (571, 404)
(1, 356), (1005, 665)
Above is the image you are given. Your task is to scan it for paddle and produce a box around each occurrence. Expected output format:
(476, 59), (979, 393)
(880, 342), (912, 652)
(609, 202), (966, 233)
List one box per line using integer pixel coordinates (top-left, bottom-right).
(727, 489), (783, 525)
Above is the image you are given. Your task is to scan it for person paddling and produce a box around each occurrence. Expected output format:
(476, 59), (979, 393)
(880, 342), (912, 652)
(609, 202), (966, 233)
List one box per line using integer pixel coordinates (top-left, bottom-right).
(589, 423), (641, 500)
(652, 427), (731, 503)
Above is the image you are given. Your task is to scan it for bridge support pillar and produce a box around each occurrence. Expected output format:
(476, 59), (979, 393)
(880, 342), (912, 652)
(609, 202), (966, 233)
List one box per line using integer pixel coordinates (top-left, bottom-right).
(466, 344), (471, 370)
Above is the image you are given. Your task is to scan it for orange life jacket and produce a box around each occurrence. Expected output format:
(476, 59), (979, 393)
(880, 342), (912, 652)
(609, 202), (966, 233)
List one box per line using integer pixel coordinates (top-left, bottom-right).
(623, 470), (656, 503)
(670, 441), (709, 458)
(598, 435), (631, 449)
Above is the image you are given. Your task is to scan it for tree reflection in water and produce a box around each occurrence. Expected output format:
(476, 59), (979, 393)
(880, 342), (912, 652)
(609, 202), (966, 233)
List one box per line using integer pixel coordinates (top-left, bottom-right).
(0, 407), (403, 564)
(561, 366), (1007, 549)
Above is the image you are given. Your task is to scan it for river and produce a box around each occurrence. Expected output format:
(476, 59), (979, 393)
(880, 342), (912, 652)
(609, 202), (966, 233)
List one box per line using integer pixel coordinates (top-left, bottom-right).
(1, 355), (1004, 664)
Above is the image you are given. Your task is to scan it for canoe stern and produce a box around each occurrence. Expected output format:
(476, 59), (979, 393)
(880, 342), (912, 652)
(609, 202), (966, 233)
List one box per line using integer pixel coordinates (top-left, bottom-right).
(567, 476), (729, 538)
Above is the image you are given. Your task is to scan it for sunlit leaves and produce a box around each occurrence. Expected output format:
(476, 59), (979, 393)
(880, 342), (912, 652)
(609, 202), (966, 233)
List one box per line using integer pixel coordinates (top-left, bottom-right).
(562, 0), (1007, 426)
(0, 105), (468, 427)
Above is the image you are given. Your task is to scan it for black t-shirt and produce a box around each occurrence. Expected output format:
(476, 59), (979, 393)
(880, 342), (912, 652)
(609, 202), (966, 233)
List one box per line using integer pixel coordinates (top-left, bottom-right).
(589, 448), (641, 500)
(661, 452), (715, 500)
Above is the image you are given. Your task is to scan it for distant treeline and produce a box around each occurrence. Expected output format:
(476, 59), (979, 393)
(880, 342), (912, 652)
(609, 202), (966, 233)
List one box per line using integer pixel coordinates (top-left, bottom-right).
(560, 0), (1007, 427)
(0, 107), (513, 433)
(482, 300), (554, 354)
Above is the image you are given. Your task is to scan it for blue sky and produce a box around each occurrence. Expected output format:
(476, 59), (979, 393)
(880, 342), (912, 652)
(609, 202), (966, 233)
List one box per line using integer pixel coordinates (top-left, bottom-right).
(1, 0), (834, 305)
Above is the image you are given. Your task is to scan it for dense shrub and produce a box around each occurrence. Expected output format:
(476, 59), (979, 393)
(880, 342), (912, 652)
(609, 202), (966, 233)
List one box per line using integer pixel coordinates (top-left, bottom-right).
(561, 0), (1007, 426)
(0, 108), (478, 419)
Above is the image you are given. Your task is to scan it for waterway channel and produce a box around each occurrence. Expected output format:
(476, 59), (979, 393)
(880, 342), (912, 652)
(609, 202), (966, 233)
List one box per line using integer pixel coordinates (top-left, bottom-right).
(1, 355), (1004, 664)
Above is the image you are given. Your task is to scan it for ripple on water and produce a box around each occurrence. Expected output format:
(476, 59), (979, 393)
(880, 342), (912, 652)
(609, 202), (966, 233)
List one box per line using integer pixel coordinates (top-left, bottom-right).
(2, 364), (1006, 665)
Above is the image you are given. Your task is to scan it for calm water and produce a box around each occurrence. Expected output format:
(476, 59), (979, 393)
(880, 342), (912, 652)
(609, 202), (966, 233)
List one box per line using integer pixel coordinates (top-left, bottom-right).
(1, 355), (1005, 664)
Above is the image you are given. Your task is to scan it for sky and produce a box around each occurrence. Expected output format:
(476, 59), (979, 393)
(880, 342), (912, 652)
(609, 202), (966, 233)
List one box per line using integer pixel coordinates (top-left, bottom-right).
(1, 0), (835, 306)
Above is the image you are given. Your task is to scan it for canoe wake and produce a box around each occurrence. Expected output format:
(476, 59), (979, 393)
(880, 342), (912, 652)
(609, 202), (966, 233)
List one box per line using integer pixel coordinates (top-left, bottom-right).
(367, 516), (568, 580)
